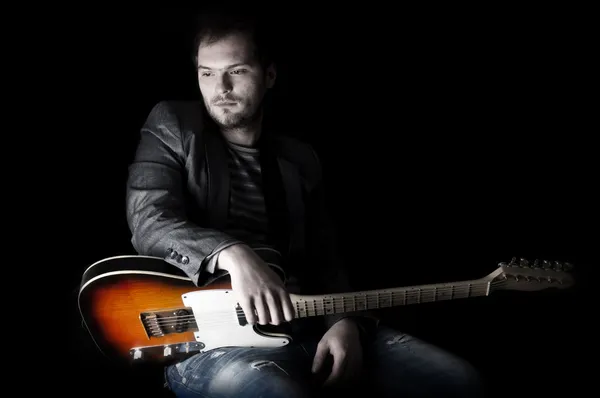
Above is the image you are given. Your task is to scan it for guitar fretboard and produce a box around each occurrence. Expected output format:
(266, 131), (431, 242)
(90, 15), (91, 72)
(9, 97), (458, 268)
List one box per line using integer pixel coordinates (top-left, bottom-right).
(291, 280), (489, 318)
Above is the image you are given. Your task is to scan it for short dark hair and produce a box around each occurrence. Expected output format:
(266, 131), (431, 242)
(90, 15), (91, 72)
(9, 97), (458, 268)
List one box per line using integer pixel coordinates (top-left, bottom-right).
(190, 9), (275, 69)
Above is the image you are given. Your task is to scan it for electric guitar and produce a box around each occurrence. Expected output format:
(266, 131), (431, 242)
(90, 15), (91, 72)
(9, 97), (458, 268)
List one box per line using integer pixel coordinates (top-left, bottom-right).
(78, 255), (575, 366)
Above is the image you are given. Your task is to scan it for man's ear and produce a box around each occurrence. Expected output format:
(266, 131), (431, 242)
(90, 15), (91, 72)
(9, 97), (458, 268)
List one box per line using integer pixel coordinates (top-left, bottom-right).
(265, 63), (277, 88)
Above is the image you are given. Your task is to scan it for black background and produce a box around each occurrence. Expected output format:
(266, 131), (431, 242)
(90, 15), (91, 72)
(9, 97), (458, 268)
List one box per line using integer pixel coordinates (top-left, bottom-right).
(57, 5), (595, 397)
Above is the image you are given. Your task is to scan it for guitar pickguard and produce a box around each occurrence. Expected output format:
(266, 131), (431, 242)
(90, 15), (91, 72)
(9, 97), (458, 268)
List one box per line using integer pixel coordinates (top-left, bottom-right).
(181, 289), (291, 352)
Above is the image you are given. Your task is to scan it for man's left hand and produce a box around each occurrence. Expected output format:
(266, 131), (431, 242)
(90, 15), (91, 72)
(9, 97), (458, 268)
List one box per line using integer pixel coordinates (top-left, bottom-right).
(311, 317), (363, 387)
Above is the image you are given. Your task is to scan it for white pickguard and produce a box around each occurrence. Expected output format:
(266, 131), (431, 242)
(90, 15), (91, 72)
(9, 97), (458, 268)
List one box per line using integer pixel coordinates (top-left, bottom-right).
(181, 289), (291, 352)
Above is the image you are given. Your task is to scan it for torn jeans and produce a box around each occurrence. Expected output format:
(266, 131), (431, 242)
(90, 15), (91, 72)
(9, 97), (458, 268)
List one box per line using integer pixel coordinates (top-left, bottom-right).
(164, 324), (484, 397)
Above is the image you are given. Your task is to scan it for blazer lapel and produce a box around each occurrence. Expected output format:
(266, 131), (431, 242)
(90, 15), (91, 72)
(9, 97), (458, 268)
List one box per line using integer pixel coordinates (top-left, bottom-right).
(258, 138), (290, 255)
(277, 157), (305, 257)
(203, 125), (230, 230)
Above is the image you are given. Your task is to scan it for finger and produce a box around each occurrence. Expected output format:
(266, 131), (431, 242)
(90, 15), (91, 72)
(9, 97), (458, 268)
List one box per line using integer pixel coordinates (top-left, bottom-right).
(311, 342), (329, 374)
(239, 297), (256, 325)
(265, 293), (283, 325)
(254, 296), (271, 325)
(280, 291), (295, 322)
(324, 351), (346, 387)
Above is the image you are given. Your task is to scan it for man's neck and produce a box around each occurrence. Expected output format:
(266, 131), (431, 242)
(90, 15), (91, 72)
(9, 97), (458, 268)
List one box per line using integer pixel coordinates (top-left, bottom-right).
(221, 113), (263, 147)
(221, 126), (261, 147)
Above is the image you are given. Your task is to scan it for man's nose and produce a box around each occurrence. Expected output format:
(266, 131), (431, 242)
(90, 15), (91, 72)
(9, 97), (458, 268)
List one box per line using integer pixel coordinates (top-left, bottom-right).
(216, 74), (233, 94)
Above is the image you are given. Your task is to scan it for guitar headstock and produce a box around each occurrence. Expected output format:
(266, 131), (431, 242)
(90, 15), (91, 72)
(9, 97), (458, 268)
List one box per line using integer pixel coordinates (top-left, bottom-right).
(486, 257), (575, 293)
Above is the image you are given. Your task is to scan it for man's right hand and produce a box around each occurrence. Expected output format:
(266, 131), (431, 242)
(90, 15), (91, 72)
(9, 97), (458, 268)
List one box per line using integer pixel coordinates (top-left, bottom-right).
(217, 244), (295, 326)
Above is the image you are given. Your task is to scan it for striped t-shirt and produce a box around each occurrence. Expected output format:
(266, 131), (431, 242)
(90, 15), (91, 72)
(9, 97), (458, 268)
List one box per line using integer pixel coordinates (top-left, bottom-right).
(223, 141), (270, 244)
(204, 140), (285, 279)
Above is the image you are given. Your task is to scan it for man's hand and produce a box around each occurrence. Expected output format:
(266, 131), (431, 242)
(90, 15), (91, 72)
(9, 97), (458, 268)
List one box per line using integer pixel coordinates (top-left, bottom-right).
(217, 244), (295, 326)
(312, 317), (363, 388)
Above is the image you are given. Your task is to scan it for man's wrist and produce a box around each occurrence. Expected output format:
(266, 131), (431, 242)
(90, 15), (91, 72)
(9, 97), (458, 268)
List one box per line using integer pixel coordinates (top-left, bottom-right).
(332, 316), (361, 335)
(215, 243), (248, 271)
(342, 316), (378, 343)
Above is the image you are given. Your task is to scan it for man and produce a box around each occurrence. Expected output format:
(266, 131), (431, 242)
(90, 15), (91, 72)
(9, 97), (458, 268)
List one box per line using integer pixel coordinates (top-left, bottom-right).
(126, 10), (484, 398)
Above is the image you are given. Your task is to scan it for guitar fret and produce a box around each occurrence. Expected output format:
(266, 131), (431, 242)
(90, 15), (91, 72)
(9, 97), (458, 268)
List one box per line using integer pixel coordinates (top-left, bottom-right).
(357, 295), (366, 311)
(324, 298), (333, 314)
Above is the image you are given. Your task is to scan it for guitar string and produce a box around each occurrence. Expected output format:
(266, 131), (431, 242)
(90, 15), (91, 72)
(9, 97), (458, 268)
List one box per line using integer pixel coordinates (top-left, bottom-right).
(151, 284), (493, 325)
(145, 285), (503, 330)
(155, 285), (491, 321)
(144, 284), (498, 329)
(148, 294), (487, 330)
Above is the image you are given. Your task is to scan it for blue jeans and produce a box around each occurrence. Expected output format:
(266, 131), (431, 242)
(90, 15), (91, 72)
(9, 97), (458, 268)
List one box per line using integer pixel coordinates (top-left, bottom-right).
(165, 324), (484, 397)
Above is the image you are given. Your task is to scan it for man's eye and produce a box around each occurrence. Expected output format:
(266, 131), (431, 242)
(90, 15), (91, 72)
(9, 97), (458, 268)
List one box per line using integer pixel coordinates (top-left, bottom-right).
(231, 69), (247, 75)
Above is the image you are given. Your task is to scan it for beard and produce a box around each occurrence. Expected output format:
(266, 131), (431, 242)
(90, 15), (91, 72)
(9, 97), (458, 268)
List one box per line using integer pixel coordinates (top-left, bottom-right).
(205, 98), (261, 129)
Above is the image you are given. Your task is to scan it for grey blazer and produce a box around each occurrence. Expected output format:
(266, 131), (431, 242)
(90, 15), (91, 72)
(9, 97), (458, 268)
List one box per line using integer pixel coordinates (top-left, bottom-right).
(125, 100), (379, 334)
(126, 100), (344, 291)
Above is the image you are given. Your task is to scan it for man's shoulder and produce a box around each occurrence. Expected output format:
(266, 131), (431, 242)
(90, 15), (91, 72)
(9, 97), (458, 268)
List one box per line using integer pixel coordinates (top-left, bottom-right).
(149, 100), (205, 117)
(143, 100), (207, 139)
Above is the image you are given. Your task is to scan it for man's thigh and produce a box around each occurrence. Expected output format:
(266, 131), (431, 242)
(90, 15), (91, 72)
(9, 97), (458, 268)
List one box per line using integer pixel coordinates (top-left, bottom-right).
(165, 342), (317, 398)
(363, 325), (485, 397)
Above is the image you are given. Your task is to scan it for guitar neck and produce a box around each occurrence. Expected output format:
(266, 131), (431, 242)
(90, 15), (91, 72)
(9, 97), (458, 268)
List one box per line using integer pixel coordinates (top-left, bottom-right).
(290, 279), (489, 318)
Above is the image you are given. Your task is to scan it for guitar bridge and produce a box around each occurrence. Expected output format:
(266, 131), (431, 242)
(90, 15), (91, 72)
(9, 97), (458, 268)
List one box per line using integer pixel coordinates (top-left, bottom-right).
(140, 308), (194, 338)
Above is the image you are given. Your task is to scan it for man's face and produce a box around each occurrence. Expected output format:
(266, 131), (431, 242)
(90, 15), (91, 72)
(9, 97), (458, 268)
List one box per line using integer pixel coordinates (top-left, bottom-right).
(196, 32), (275, 129)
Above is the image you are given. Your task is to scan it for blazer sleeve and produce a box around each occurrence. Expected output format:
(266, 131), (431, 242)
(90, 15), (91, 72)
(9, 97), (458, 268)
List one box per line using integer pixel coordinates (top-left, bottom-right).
(125, 101), (243, 286)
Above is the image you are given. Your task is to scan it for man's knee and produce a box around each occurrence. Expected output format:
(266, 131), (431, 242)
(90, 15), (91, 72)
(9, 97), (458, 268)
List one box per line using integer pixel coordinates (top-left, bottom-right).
(211, 358), (311, 398)
(367, 327), (486, 396)
(167, 354), (311, 398)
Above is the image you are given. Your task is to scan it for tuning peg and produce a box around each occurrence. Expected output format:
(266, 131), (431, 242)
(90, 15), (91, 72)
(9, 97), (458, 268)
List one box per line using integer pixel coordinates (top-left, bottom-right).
(509, 257), (518, 266)
(532, 259), (540, 268)
(542, 260), (552, 269)
(519, 258), (529, 267)
(553, 261), (563, 271)
(563, 262), (574, 271)
(498, 261), (508, 268)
